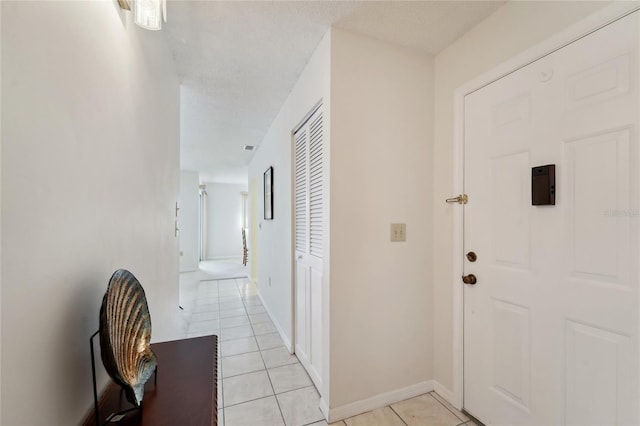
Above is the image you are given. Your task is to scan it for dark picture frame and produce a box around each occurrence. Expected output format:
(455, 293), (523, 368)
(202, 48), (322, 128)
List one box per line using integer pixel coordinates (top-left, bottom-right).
(264, 166), (273, 220)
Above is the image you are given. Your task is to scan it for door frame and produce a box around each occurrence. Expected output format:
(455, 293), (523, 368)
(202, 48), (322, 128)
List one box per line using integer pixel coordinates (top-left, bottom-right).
(450, 2), (640, 411)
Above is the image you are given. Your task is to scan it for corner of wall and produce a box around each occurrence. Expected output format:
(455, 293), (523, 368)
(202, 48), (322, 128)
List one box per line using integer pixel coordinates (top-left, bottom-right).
(325, 381), (436, 423)
(433, 381), (456, 408)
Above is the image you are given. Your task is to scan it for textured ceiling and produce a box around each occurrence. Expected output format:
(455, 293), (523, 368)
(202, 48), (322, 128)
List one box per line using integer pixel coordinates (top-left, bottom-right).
(164, 1), (505, 183)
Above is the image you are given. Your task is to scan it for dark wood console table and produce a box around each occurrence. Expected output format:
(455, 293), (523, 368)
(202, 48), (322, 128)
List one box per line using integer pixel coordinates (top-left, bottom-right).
(83, 335), (218, 426)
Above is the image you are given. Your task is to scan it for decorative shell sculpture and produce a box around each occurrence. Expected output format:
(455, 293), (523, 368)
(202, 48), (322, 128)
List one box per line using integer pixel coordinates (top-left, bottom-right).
(99, 269), (157, 407)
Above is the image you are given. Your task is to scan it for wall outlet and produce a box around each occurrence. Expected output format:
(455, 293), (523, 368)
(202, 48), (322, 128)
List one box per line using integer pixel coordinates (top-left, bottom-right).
(390, 223), (406, 242)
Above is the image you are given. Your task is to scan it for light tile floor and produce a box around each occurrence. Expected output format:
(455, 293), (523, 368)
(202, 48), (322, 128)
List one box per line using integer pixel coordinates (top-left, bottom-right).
(180, 272), (478, 426)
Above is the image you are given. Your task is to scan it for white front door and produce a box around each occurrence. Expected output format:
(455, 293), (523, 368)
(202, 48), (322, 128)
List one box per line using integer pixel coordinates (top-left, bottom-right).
(464, 12), (639, 425)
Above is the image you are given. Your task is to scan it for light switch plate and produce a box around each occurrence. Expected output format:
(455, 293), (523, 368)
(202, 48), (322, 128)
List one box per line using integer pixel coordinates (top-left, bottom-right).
(390, 223), (406, 242)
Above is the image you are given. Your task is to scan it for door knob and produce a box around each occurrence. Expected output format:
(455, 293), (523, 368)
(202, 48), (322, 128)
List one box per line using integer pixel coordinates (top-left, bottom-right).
(462, 274), (477, 285)
(466, 251), (477, 262)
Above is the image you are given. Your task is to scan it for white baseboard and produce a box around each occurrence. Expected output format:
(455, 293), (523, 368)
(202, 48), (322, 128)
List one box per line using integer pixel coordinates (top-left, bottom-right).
(433, 381), (458, 409)
(82, 379), (111, 424)
(257, 291), (293, 352)
(326, 380), (435, 423)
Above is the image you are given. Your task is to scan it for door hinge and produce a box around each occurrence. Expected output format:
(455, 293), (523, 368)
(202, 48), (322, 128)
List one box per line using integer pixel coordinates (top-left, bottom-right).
(445, 194), (468, 204)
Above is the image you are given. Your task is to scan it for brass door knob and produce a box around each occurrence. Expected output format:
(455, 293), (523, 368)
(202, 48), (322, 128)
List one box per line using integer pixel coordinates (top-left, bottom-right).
(462, 274), (477, 285)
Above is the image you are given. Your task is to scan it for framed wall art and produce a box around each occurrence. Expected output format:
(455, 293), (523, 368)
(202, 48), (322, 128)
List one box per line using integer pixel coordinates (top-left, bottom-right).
(264, 166), (273, 220)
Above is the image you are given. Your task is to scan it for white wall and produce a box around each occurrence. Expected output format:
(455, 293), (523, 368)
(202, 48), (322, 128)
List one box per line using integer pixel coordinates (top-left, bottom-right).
(249, 175), (259, 284)
(329, 28), (433, 409)
(432, 0), (614, 393)
(248, 30), (331, 364)
(0, 3), (3, 421)
(205, 182), (248, 259)
(179, 170), (200, 272)
(1, 2), (180, 424)
(249, 27), (435, 414)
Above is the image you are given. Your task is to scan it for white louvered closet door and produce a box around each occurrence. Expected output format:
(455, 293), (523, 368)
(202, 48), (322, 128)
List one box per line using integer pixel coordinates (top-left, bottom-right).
(294, 105), (324, 390)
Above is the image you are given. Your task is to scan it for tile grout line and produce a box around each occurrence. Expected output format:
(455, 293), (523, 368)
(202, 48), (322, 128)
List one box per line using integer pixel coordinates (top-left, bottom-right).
(223, 394), (280, 410)
(273, 382), (317, 396)
(276, 384), (316, 397)
(428, 392), (468, 423)
(221, 347), (261, 358)
(388, 405), (409, 426)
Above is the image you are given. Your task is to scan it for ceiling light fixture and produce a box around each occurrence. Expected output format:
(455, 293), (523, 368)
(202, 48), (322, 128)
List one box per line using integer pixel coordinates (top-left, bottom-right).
(118, 0), (167, 31)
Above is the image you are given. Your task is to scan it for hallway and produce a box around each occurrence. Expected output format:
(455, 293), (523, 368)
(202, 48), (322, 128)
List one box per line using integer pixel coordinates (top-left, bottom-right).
(180, 270), (478, 426)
